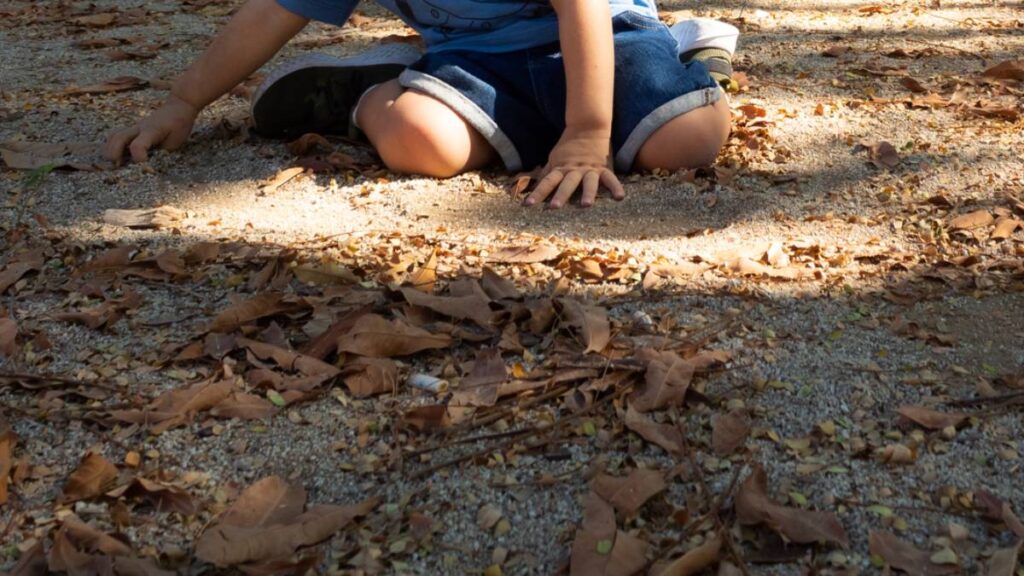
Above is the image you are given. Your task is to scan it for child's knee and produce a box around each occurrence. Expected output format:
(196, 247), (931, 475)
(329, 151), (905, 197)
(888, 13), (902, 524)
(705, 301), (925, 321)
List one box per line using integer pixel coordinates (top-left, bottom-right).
(634, 99), (731, 172)
(368, 94), (478, 178)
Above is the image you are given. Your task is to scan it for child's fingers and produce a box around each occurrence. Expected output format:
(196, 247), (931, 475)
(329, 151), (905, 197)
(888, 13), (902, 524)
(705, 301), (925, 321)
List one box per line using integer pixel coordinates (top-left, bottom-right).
(523, 169), (563, 206)
(104, 127), (140, 163)
(600, 169), (626, 200)
(548, 170), (583, 209)
(161, 127), (190, 151)
(580, 172), (601, 208)
(128, 128), (165, 163)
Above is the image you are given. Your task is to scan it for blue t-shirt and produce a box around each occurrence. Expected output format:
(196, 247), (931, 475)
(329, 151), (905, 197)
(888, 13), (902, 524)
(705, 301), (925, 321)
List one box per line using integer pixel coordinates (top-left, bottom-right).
(278, 0), (659, 52)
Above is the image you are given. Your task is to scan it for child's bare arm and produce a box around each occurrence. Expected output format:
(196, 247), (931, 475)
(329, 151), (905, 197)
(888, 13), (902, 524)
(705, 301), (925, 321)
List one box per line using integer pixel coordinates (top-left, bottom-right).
(523, 0), (625, 209)
(105, 0), (308, 163)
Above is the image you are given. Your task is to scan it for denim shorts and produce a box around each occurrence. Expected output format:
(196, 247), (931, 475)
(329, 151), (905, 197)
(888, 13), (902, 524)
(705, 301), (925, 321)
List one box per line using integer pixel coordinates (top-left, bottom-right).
(397, 10), (722, 172)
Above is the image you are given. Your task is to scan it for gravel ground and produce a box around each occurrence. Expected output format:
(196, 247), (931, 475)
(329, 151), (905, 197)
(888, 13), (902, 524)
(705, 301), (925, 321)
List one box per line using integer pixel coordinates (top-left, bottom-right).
(2, 0), (1023, 573)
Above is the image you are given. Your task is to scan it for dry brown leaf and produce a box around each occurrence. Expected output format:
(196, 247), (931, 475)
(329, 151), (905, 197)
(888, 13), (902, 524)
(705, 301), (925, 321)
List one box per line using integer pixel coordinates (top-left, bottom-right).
(72, 12), (119, 26)
(47, 523), (173, 576)
(53, 290), (141, 330)
(857, 140), (901, 169)
(0, 141), (107, 171)
(403, 405), (450, 432)
(195, 475), (377, 566)
(76, 245), (132, 276)
(238, 337), (340, 377)
(869, 531), (959, 575)
(896, 406), (967, 430)
(736, 464), (848, 547)
(183, 242), (222, 266)
(407, 249), (438, 294)
(102, 206), (184, 229)
(900, 76), (928, 94)
(487, 243), (563, 264)
(481, 267), (521, 300)
(881, 443), (916, 464)
(558, 298), (610, 355)
(983, 60), (1024, 81)
(711, 410), (751, 455)
(0, 259), (42, 295)
(105, 477), (196, 514)
(949, 210), (994, 231)
(400, 286), (494, 329)
(208, 293), (304, 334)
(510, 173), (533, 197)
(293, 263), (359, 286)
(724, 257), (805, 280)
(62, 452), (119, 504)
(643, 262), (710, 289)
(975, 491), (1024, 539)
(991, 218), (1022, 240)
(209, 392), (278, 421)
(336, 313), (451, 357)
(109, 378), (235, 434)
(341, 357), (399, 398)
(623, 405), (683, 454)
(65, 76), (149, 95)
(286, 133), (332, 156)
(60, 515), (133, 556)
(822, 45), (851, 57)
(0, 318), (17, 358)
(570, 493), (648, 576)
(261, 166), (305, 191)
(630, 349), (693, 412)
(689, 350), (732, 373)
(592, 469), (666, 516)
(452, 347), (507, 407)
(987, 540), (1022, 576)
(0, 422), (15, 505)
(221, 476), (306, 526)
(650, 533), (722, 576)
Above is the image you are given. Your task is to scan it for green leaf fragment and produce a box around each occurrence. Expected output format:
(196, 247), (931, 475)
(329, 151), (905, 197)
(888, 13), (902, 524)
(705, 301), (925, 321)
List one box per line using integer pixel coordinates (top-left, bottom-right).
(867, 504), (893, 517)
(267, 390), (286, 407)
(596, 540), (613, 555)
(581, 421), (596, 436)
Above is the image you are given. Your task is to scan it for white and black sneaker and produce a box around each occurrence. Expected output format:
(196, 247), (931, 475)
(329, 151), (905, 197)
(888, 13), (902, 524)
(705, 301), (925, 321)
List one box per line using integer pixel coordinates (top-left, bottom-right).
(251, 43), (423, 138)
(670, 18), (740, 87)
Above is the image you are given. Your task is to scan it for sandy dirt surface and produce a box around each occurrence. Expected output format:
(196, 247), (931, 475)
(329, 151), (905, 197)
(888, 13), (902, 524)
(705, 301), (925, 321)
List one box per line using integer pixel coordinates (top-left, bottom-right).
(2, 0), (1023, 574)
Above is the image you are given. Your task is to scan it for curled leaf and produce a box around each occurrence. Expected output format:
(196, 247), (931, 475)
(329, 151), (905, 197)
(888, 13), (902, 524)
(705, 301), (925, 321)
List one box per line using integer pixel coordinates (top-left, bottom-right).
(896, 406), (967, 430)
(711, 410), (750, 456)
(62, 452), (119, 504)
(869, 530), (959, 575)
(735, 464), (848, 547)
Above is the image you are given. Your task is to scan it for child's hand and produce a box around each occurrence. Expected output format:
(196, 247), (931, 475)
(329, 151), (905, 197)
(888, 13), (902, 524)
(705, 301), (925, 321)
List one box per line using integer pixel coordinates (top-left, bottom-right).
(104, 95), (199, 164)
(524, 130), (625, 209)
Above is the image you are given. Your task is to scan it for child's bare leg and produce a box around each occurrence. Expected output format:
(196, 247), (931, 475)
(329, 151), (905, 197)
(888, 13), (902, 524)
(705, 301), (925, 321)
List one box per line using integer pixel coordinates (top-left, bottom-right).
(633, 97), (731, 172)
(356, 80), (496, 178)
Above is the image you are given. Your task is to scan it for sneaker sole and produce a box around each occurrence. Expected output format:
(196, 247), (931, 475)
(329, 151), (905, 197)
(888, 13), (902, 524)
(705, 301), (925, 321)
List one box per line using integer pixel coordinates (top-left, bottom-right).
(251, 45), (422, 138)
(669, 18), (739, 55)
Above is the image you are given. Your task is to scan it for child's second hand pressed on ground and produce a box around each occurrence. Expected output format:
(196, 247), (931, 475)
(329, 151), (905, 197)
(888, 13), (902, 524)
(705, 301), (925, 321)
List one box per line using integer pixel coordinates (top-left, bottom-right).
(521, 0), (626, 209)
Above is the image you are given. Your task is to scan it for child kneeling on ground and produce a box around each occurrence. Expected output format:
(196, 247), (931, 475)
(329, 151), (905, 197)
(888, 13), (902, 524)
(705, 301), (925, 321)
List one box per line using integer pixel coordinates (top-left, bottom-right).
(104, 0), (739, 208)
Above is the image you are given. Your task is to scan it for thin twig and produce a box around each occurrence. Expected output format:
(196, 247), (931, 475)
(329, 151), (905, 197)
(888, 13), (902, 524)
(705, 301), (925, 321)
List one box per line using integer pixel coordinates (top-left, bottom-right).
(681, 432), (752, 576)
(409, 385), (630, 480)
(0, 371), (122, 393)
(443, 383), (573, 435)
(406, 427), (534, 459)
(945, 391), (1024, 407)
